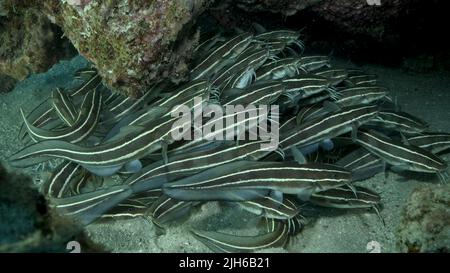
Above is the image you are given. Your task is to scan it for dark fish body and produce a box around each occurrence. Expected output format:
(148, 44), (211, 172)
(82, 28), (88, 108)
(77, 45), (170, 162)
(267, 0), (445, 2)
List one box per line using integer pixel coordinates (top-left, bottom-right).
(128, 140), (272, 192)
(191, 32), (253, 80)
(21, 87), (102, 144)
(365, 110), (428, 134)
(356, 130), (447, 173)
(9, 114), (186, 169)
(310, 186), (381, 209)
(50, 185), (133, 226)
(408, 133), (450, 154)
(191, 219), (288, 253)
(41, 161), (83, 198)
(280, 104), (379, 150)
(163, 161), (352, 201)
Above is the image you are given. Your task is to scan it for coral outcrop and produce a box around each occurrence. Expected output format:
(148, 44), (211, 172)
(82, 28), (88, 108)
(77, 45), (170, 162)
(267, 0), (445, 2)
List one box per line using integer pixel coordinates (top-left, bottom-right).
(0, 2), (73, 82)
(397, 185), (450, 253)
(38, 0), (212, 97)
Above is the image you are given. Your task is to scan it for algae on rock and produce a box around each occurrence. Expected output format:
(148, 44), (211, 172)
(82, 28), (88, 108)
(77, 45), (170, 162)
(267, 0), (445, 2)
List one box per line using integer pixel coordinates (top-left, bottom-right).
(0, 5), (73, 82)
(39, 0), (211, 97)
(397, 184), (450, 253)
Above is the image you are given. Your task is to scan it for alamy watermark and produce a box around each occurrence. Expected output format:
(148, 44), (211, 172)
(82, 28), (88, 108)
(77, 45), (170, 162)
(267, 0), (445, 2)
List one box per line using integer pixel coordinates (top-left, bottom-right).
(366, 0), (381, 6)
(170, 97), (279, 151)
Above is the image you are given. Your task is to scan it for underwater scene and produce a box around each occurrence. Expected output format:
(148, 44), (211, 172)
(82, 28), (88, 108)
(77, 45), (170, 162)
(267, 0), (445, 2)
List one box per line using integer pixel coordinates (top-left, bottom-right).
(0, 1), (449, 254)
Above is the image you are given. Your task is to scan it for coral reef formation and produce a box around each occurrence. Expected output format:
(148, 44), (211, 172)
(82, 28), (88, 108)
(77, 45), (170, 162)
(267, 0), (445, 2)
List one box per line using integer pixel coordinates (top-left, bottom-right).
(1, 0), (211, 97)
(0, 2), (73, 82)
(38, 0), (212, 97)
(397, 184), (450, 253)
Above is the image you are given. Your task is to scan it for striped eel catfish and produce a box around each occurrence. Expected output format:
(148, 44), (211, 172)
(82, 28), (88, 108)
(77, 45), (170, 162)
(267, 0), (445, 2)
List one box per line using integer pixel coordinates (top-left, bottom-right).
(41, 161), (84, 198)
(153, 80), (211, 109)
(237, 195), (300, 220)
(277, 74), (338, 111)
(314, 68), (349, 86)
(101, 198), (152, 220)
(344, 74), (378, 87)
(365, 110), (428, 134)
(335, 86), (389, 107)
(191, 218), (289, 253)
(286, 213), (307, 236)
(131, 188), (163, 204)
(193, 34), (226, 57)
(265, 40), (292, 55)
(149, 195), (199, 228)
(335, 147), (384, 182)
(279, 104), (379, 151)
(73, 67), (97, 80)
(99, 189), (163, 220)
(20, 86), (102, 144)
(127, 140), (274, 193)
(102, 91), (161, 125)
(281, 74), (335, 100)
(9, 113), (191, 176)
(163, 161), (352, 201)
(255, 58), (302, 81)
(355, 130), (448, 179)
(254, 29), (304, 50)
(407, 133), (450, 154)
(221, 81), (284, 106)
(100, 200), (147, 219)
(295, 104), (329, 125)
(68, 73), (102, 97)
(18, 98), (56, 142)
(212, 47), (270, 90)
(191, 32), (253, 80)
(49, 184), (133, 226)
(221, 50), (273, 90)
(51, 87), (78, 126)
(171, 103), (275, 152)
(296, 55), (331, 72)
(308, 186), (381, 214)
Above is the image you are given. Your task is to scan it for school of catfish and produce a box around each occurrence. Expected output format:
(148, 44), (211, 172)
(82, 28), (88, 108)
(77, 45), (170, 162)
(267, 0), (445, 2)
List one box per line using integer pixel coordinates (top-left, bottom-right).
(8, 28), (450, 253)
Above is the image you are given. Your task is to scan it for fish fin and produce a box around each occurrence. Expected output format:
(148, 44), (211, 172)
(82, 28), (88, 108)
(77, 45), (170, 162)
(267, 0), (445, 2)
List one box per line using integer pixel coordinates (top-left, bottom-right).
(291, 146), (307, 164)
(400, 132), (410, 145)
(372, 205), (385, 227)
(50, 185), (132, 226)
(345, 183), (358, 198)
(152, 220), (167, 236)
(437, 171), (449, 184)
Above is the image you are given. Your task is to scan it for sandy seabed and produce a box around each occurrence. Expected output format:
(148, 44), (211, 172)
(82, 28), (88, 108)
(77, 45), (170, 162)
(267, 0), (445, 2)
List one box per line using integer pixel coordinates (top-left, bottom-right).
(1, 55), (449, 253)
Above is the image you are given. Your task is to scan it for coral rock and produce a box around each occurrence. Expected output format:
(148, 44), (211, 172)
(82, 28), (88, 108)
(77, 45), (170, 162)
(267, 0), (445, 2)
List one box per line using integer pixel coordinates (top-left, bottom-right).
(40, 0), (211, 97)
(0, 4), (72, 81)
(397, 184), (450, 253)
